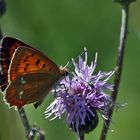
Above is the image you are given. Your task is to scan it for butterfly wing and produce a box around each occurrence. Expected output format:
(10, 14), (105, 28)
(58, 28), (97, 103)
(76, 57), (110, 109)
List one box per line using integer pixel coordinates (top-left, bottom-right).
(8, 46), (60, 82)
(4, 73), (58, 109)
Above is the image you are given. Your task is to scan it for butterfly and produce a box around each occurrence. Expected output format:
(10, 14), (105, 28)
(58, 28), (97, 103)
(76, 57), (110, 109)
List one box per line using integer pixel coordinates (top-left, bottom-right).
(0, 37), (68, 109)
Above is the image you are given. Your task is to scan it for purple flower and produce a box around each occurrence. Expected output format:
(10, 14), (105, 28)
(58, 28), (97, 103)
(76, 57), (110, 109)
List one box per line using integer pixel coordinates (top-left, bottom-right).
(45, 49), (114, 134)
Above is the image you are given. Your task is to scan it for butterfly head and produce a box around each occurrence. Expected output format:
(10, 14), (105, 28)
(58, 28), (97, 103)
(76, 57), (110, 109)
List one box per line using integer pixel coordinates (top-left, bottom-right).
(59, 66), (69, 77)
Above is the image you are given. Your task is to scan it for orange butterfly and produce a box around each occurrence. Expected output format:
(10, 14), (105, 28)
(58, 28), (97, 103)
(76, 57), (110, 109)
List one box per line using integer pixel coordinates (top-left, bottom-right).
(0, 37), (68, 109)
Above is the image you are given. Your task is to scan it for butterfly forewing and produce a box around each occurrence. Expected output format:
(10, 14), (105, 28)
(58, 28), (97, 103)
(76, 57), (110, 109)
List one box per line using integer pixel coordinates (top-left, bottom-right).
(9, 46), (60, 82)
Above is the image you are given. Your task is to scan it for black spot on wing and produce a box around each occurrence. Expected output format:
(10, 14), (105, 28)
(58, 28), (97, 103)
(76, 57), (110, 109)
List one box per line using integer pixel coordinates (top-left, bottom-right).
(42, 64), (46, 68)
(35, 59), (40, 66)
(24, 63), (29, 71)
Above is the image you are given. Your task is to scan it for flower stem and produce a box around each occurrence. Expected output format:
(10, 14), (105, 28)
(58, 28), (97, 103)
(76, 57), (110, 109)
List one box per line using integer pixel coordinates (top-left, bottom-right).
(18, 108), (45, 140)
(77, 133), (85, 140)
(99, 2), (133, 140)
(0, 0), (6, 40)
(0, 0), (6, 16)
(18, 108), (31, 139)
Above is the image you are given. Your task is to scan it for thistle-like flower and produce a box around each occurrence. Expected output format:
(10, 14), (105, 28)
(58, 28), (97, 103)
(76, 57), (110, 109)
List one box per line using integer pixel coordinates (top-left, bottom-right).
(45, 49), (114, 135)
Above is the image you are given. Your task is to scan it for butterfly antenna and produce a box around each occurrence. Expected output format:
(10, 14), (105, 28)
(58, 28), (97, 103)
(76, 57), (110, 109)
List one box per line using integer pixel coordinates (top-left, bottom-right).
(65, 47), (88, 68)
(64, 61), (70, 68)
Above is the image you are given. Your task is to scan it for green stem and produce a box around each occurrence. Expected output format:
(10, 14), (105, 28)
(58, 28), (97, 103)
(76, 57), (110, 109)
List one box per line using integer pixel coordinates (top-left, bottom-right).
(99, 2), (130, 140)
(0, 0), (6, 40)
(78, 133), (85, 140)
(18, 108), (31, 139)
(18, 108), (45, 140)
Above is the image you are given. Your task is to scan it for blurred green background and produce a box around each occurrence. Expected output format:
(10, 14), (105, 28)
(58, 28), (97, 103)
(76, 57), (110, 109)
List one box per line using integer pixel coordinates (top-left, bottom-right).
(0, 0), (140, 140)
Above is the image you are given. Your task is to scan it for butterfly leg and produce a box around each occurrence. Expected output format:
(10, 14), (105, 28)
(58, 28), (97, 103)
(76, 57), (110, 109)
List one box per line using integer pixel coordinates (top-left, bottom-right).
(59, 83), (68, 92)
(53, 83), (68, 94)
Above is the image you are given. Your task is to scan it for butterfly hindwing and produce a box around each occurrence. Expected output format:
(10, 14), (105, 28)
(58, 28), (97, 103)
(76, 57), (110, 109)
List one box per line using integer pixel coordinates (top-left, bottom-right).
(5, 73), (58, 108)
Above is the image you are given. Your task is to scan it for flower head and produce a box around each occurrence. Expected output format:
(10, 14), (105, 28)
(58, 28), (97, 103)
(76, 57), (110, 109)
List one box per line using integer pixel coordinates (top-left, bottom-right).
(45, 49), (114, 134)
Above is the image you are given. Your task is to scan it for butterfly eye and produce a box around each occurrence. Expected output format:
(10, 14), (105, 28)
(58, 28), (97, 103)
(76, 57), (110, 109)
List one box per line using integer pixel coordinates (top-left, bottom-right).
(62, 71), (69, 76)
(59, 66), (69, 77)
(61, 72), (68, 77)
(65, 71), (69, 76)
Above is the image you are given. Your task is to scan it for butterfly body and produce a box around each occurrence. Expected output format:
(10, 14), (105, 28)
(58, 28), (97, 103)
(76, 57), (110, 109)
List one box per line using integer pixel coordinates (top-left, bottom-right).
(0, 37), (68, 109)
